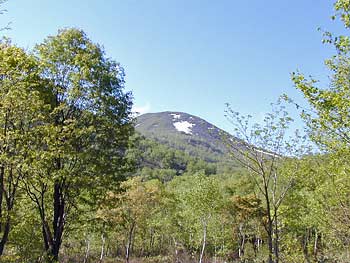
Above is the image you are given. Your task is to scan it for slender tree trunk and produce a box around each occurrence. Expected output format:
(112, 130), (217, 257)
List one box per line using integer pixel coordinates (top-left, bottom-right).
(238, 224), (245, 258)
(241, 235), (245, 258)
(100, 233), (105, 263)
(313, 229), (318, 260)
(221, 223), (225, 254)
(83, 238), (90, 263)
(0, 112), (8, 235)
(0, 165), (4, 255)
(274, 212), (279, 263)
(267, 217), (273, 263)
(256, 237), (261, 253)
(264, 184), (274, 263)
(125, 222), (135, 263)
(199, 220), (207, 263)
(302, 229), (310, 263)
(159, 234), (164, 255)
(42, 217), (53, 252)
(149, 228), (154, 256)
(0, 166), (4, 234)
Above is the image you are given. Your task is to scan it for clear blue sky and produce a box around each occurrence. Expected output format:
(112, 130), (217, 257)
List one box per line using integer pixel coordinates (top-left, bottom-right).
(0, 0), (344, 132)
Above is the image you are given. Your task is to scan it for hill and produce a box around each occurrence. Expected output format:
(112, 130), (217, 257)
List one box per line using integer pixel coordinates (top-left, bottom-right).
(135, 111), (236, 163)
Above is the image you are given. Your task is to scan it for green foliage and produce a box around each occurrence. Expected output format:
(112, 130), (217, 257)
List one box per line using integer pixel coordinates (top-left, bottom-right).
(4, 1), (350, 262)
(0, 29), (134, 260)
(334, 0), (350, 28)
(287, 1), (350, 261)
(130, 133), (228, 182)
(34, 28), (133, 186)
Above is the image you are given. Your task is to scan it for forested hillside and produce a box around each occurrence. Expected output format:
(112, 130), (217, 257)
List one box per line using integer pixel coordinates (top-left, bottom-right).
(1, 0), (350, 263)
(134, 111), (244, 174)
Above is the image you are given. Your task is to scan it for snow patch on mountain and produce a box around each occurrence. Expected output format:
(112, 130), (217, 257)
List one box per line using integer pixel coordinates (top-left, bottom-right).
(173, 121), (195, 135)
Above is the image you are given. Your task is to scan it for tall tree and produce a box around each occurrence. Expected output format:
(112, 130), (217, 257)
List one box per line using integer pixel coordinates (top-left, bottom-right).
(24, 28), (133, 261)
(0, 42), (44, 255)
(168, 174), (223, 263)
(225, 103), (303, 263)
(291, 1), (350, 258)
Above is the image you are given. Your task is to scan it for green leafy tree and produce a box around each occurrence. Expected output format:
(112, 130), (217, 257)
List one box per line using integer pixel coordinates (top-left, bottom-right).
(291, 2), (350, 259)
(24, 28), (133, 261)
(0, 42), (45, 256)
(168, 174), (223, 263)
(225, 103), (304, 263)
(279, 156), (329, 262)
(97, 177), (163, 263)
(291, 1), (350, 153)
(229, 194), (265, 260)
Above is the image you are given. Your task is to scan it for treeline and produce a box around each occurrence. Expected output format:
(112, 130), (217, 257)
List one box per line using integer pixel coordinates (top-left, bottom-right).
(130, 134), (240, 181)
(37, 153), (350, 263)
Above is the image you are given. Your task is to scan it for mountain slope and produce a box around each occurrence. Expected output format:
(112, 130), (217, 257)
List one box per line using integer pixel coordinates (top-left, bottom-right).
(136, 111), (235, 163)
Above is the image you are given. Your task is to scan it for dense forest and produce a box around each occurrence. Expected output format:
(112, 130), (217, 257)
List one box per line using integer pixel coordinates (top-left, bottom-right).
(1, 1), (350, 263)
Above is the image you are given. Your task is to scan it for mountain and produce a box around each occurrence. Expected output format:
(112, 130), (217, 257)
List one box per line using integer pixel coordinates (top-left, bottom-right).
(135, 111), (236, 163)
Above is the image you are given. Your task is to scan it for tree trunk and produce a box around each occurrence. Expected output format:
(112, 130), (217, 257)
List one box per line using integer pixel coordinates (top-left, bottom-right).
(313, 229), (318, 260)
(125, 222), (135, 263)
(302, 229), (311, 263)
(50, 181), (65, 261)
(256, 237), (261, 253)
(149, 228), (154, 256)
(273, 212), (279, 263)
(100, 233), (105, 263)
(264, 185), (274, 263)
(238, 224), (245, 258)
(83, 238), (90, 263)
(0, 165), (4, 255)
(0, 166), (4, 234)
(0, 217), (10, 255)
(42, 218), (53, 251)
(0, 167), (18, 256)
(199, 220), (207, 263)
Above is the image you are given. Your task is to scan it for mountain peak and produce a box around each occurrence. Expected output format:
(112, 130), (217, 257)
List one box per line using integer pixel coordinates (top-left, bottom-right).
(135, 111), (234, 162)
(136, 111), (220, 135)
